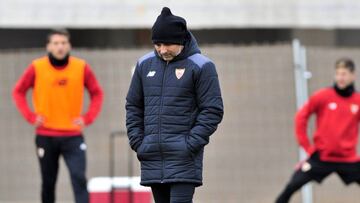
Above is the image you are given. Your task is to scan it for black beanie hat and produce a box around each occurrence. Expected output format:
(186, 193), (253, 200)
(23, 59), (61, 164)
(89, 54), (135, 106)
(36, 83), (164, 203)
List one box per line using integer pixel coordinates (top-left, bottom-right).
(152, 7), (188, 45)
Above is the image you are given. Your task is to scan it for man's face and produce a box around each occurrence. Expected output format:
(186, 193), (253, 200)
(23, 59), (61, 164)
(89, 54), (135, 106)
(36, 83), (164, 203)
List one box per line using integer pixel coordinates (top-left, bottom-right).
(335, 66), (355, 89)
(154, 43), (183, 62)
(46, 34), (71, 60)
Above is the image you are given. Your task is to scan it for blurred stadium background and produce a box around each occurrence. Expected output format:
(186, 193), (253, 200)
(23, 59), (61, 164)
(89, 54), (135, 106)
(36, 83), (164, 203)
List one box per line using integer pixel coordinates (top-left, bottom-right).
(1, 1), (360, 203)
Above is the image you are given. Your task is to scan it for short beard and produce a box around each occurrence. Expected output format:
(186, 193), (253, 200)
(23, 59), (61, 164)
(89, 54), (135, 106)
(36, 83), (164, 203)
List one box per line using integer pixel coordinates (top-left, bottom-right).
(157, 46), (183, 62)
(160, 54), (175, 61)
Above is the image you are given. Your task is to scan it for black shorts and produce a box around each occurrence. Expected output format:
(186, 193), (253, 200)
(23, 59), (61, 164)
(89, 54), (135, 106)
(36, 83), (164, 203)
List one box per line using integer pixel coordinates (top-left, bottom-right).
(301, 152), (360, 185)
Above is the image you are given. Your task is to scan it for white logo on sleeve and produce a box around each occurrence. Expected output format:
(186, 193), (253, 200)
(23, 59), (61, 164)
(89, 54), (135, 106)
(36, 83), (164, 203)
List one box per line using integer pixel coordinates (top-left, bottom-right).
(147, 71), (156, 77)
(328, 102), (337, 110)
(351, 104), (359, 114)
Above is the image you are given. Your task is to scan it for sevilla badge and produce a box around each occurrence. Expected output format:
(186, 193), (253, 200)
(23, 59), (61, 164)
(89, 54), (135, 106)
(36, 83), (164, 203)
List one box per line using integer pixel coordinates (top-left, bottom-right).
(351, 104), (359, 114)
(175, 68), (185, 79)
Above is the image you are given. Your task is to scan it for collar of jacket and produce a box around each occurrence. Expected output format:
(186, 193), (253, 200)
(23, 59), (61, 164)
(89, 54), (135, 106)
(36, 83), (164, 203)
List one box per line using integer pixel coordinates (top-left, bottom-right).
(333, 83), (355, 98)
(48, 53), (70, 68)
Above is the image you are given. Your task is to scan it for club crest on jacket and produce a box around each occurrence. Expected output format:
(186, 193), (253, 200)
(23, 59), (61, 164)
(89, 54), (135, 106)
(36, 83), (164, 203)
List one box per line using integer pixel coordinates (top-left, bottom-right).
(175, 68), (185, 79)
(351, 104), (359, 114)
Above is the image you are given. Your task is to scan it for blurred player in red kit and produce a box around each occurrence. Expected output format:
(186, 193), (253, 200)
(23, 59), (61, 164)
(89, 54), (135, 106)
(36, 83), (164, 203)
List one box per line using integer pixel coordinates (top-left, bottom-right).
(276, 58), (360, 203)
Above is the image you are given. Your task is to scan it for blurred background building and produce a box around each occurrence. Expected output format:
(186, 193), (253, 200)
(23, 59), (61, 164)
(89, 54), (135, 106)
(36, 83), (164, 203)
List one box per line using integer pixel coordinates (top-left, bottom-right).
(1, 0), (360, 49)
(1, 1), (360, 203)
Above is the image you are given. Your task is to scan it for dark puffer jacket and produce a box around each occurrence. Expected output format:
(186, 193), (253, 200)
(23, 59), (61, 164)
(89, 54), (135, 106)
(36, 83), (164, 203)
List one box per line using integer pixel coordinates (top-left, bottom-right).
(126, 33), (223, 186)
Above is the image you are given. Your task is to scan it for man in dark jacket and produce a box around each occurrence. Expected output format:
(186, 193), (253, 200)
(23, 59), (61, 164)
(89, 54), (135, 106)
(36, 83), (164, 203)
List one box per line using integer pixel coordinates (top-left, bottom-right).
(126, 7), (224, 203)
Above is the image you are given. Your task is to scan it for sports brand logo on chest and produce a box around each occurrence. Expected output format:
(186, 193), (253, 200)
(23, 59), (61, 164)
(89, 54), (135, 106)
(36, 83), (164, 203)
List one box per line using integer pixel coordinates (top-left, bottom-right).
(53, 77), (68, 87)
(147, 70), (156, 77)
(328, 102), (337, 110)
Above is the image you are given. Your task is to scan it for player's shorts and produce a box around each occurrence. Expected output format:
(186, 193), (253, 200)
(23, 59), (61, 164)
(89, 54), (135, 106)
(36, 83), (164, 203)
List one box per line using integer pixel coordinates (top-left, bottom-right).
(300, 152), (360, 185)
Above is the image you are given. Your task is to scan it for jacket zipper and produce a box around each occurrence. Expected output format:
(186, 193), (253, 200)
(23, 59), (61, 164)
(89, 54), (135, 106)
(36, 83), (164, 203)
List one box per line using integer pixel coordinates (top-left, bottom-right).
(159, 61), (169, 183)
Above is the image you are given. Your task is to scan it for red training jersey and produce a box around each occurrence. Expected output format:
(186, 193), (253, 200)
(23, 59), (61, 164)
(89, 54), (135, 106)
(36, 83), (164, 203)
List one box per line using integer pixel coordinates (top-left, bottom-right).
(295, 87), (360, 163)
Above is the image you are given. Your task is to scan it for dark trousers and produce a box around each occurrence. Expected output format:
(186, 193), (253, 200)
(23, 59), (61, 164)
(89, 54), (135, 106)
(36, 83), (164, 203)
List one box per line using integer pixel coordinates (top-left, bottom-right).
(35, 135), (89, 203)
(276, 152), (360, 203)
(151, 183), (195, 203)
(275, 169), (313, 203)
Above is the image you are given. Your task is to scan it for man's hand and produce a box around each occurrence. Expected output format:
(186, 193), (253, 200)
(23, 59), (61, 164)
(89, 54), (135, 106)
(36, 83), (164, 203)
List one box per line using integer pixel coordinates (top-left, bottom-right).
(34, 115), (44, 127)
(305, 146), (316, 156)
(73, 117), (85, 128)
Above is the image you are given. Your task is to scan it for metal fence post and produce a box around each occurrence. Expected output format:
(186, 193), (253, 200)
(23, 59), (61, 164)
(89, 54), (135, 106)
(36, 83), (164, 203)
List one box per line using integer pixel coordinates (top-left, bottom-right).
(109, 130), (134, 203)
(292, 39), (313, 203)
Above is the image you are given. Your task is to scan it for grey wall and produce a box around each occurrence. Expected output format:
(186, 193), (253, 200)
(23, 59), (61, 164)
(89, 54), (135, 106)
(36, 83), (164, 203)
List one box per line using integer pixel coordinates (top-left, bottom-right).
(0, 45), (360, 203)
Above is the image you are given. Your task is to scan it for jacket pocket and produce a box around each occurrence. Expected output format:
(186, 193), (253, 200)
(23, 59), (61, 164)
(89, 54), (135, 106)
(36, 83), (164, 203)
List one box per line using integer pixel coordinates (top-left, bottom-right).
(185, 135), (195, 160)
(136, 142), (145, 161)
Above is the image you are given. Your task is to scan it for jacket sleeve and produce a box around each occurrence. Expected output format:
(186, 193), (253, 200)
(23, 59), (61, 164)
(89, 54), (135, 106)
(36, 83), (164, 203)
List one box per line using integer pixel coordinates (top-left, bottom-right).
(82, 64), (104, 126)
(295, 92), (320, 155)
(187, 62), (224, 153)
(12, 64), (37, 124)
(126, 64), (144, 152)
